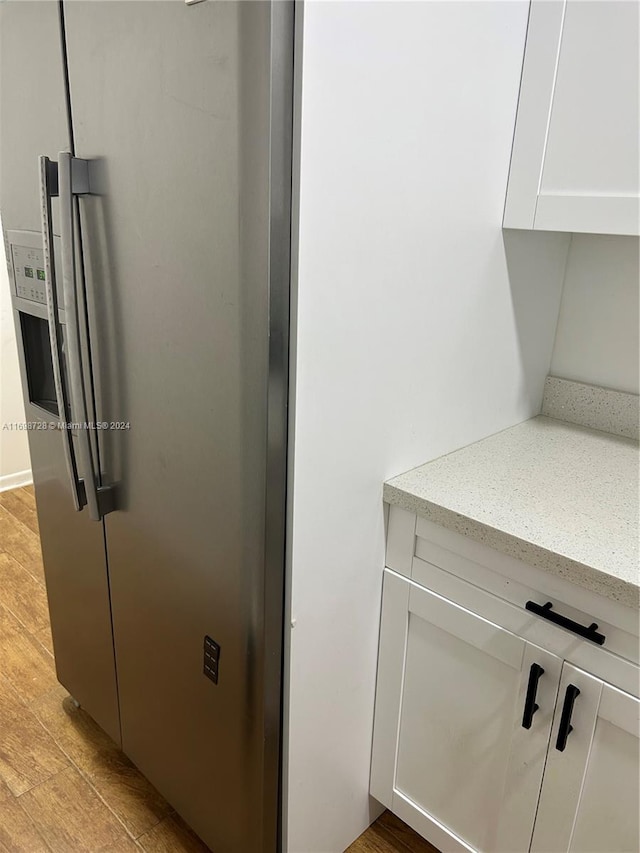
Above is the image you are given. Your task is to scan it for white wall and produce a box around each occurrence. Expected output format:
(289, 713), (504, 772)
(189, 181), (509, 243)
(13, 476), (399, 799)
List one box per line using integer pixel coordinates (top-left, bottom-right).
(550, 235), (640, 394)
(284, 3), (570, 851)
(0, 227), (32, 489)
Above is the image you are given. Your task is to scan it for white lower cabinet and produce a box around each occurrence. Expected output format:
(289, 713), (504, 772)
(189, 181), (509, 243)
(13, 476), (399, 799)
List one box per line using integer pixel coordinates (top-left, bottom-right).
(371, 570), (640, 853)
(395, 579), (561, 852)
(532, 666), (640, 853)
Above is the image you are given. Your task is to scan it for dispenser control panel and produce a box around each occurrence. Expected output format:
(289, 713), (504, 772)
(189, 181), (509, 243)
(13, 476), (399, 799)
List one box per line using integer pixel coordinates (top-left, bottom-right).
(11, 244), (47, 304)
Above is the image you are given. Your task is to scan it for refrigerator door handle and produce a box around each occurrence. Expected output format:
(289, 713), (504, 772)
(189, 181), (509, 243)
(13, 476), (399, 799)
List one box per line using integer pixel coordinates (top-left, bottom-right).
(39, 154), (86, 512)
(58, 152), (114, 521)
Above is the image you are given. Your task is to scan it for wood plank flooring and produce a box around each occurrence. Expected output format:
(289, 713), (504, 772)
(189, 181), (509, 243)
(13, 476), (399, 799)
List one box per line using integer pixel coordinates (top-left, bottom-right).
(0, 485), (430, 853)
(346, 812), (440, 853)
(0, 486), (202, 852)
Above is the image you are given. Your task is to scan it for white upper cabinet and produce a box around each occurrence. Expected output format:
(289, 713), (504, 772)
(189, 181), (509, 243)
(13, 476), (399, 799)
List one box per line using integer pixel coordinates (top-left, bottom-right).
(504, 0), (639, 235)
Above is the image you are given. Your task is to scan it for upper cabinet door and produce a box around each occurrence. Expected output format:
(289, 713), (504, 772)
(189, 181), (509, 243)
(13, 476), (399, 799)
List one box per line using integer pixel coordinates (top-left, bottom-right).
(504, 0), (639, 236)
(531, 664), (640, 853)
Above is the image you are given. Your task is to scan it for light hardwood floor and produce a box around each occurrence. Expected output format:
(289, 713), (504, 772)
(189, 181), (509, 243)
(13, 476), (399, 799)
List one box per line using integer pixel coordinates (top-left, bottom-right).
(0, 485), (431, 853)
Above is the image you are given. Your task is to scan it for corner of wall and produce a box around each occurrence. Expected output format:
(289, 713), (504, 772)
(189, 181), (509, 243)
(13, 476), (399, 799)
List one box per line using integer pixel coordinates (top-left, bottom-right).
(502, 228), (572, 416)
(0, 216), (32, 485)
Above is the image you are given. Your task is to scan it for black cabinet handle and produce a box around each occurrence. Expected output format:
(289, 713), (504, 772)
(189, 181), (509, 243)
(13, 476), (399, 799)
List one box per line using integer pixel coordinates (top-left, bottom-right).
(522, 663), (545, 729)
(556, 684), (580, 751)
(525, 601), (605, 646)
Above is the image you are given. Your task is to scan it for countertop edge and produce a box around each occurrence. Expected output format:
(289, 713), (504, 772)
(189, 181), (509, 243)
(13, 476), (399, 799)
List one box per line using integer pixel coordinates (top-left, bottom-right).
(383, 482), (640, 610)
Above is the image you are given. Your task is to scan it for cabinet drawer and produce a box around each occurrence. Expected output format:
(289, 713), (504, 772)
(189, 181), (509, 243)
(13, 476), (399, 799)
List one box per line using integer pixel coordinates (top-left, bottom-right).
(409, 516), (639, 674)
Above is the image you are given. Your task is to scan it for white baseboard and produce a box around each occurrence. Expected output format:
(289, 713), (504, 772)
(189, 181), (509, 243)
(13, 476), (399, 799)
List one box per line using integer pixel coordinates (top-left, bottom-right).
(0, 469), (33, 493)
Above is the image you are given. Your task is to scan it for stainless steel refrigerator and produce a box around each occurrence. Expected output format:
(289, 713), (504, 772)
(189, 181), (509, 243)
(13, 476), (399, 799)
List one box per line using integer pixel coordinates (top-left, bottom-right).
(0, 2), (293, 850)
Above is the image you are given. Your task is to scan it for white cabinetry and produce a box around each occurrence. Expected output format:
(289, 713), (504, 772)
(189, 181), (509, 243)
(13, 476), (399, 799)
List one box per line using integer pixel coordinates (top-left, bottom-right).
(532, 669), (640, 853)
(371, 509), (640, 853)
(504, 0), (639, 235)
(372, 573), (562, 853)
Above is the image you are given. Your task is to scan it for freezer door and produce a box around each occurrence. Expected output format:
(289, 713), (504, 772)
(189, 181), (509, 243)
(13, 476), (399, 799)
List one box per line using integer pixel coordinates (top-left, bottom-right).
(0, 3), (121, 744)
(63, 2), (293, 850)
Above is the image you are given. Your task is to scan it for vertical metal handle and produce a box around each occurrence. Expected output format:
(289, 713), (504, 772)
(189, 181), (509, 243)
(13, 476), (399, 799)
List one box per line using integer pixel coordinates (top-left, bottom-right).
(556, 684), (580, 752)
(522, 663), (545, 730)
(39, 155), (85, 512)
(58, 152), (104, 521)
(58, 152), (115, 521)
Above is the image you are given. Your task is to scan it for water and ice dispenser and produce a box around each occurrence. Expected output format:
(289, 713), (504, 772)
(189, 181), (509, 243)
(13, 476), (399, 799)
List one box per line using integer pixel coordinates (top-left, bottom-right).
(6, 230), (69, 419)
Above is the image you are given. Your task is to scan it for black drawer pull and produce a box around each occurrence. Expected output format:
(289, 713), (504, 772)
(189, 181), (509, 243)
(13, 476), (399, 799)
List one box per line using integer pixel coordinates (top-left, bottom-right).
(522, 663), (544, 729)
(525, 601), (605, 646)
(556, 684), (580, 752)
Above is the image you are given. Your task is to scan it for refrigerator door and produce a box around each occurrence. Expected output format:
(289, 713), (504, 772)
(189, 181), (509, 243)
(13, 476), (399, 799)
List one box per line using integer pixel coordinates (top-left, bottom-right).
(0, 1), (120, 744)
(63, 2), (293, 850)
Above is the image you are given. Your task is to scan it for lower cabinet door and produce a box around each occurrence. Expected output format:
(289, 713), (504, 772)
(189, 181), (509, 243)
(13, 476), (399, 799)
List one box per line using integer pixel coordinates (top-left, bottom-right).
(531, 664), (640, 853)
(371, 571), (562, 853)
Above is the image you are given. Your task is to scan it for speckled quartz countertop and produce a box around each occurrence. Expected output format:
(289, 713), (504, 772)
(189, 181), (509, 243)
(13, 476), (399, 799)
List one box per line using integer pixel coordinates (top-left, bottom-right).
(384, 417), (640, 608)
